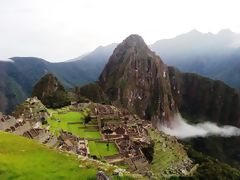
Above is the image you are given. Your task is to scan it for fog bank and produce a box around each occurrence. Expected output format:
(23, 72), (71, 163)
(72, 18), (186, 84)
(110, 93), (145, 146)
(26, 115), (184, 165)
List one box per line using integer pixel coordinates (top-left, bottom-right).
(160, 113), (240, 139)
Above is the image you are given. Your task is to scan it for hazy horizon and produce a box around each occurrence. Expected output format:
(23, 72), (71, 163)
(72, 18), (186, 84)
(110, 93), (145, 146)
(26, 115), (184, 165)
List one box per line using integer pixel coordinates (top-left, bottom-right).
(1, 0), (240, 62)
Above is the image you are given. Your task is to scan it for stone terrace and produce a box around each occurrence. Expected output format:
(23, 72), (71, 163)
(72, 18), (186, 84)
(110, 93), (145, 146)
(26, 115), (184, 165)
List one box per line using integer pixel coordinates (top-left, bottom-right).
(0, 113), (58, 148)
(89, 103), (151, 174)
(13, 97), (49, 126)
(58, 131), (89, 157)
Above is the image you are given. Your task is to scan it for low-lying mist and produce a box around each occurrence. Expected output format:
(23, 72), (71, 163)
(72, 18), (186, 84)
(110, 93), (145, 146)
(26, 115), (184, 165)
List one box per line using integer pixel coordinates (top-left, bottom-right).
(160, 113), (240, 139)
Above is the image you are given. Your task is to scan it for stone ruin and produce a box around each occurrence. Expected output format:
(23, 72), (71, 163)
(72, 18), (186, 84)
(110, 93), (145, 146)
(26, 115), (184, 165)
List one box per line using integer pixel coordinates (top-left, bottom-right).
(58, 131), (89, 157)
(0, 113), (57, 148)
(89, 103), (151, 173)
(13, 97), (49, 127)
(69, 102), (90, 112)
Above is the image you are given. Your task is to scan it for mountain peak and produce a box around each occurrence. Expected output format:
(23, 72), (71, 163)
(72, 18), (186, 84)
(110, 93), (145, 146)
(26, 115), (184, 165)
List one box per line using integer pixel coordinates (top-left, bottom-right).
(121, 34), (148, 49)
(124, 34), (144, 42)
(99, 35), (177, 126)
(32, 73), (69, 108)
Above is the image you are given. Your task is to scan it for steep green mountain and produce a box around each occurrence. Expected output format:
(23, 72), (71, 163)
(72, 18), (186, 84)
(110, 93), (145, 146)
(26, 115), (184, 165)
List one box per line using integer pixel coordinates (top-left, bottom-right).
(168, 67), (240, 127)
(32, 74), (70, 108)
(167, 66), (240, 168)
(99, 34), (178, 127)
(150, 29), (240, 90)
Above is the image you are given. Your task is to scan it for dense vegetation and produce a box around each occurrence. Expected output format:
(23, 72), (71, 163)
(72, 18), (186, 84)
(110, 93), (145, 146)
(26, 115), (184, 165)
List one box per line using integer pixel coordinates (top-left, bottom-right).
(184, 136), (240, 169)
(72, 83), (109, 104)
(32, 74), (70, 108)
(183, 146), (240, 179)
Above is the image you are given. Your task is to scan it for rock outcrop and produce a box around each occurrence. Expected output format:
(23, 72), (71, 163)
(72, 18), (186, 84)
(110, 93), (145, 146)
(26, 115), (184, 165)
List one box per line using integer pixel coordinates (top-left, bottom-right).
(99, 35), (178, 127)
(32, 73), (70, 108)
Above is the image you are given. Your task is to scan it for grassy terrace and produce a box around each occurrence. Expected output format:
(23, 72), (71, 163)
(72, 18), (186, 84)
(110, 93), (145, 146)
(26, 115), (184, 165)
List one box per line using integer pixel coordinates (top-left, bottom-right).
(88, 141), (119, 158)
(47, 107), (120, 160)
(47, 108), (101, 139)
(0, 131), (97, 180)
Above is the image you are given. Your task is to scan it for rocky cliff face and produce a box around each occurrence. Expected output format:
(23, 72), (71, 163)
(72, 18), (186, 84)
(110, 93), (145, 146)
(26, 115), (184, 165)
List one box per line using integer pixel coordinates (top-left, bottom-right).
(99, 35), (177, 127)
(32, 73), (70, 108)
(168, 67), (240, 127)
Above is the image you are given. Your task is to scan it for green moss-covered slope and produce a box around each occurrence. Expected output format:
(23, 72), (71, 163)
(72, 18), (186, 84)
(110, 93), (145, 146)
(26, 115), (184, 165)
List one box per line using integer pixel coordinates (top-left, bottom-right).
(32, 73), (70, 108)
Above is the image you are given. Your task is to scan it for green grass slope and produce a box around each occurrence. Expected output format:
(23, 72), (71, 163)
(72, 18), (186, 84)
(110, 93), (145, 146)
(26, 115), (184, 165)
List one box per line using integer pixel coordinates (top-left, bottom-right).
(88, 141), (118, 158)
(0, 131), (97, 180)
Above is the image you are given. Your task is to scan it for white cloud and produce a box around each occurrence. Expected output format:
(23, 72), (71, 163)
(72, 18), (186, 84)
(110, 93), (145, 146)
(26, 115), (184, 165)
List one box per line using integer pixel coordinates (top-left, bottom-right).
(160, 113), (240, 139)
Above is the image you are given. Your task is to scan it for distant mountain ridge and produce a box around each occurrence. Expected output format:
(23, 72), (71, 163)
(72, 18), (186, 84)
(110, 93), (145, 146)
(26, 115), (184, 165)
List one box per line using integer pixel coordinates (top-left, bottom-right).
(150, 29), (240, 89)
(0, 43), (116, 113)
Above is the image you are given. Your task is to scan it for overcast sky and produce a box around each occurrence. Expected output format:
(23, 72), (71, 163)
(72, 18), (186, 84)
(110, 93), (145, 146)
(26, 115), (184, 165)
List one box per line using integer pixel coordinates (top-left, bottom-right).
(1, 0), (240, 62)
